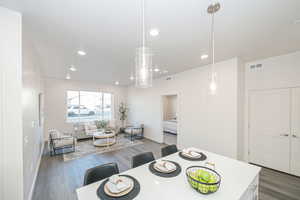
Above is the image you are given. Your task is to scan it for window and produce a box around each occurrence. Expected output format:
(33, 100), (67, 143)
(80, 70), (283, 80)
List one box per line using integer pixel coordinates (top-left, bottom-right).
(67, 90), (113, 122)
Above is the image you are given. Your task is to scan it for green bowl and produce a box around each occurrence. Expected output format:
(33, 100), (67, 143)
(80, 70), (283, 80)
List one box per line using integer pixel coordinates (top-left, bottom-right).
(186, 166), (221, 194)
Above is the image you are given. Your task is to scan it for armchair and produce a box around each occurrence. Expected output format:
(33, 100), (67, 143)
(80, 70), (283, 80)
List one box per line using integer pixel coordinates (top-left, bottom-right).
(49, 129), (76, 156)
(124, 124), (144, 141)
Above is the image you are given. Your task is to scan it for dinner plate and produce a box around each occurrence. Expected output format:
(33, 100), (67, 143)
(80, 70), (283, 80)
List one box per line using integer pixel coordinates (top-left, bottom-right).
(182, 151), (202, 159)
(104, 177), (134, 197)
(153, 161), (176, 173)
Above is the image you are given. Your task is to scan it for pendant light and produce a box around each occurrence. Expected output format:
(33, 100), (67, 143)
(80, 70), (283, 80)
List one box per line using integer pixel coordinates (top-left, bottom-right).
(207, 2), (220, 95)
(135, 0), (153, 88)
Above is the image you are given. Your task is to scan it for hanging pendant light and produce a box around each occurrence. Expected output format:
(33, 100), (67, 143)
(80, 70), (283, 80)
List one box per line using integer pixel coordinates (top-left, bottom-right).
(207, 2), (220, 95)
(135, 0), (153, 88)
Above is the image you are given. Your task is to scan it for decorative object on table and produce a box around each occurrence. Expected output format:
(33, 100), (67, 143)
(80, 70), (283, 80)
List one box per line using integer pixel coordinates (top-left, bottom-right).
(132, 152), (155, 168)
(186, 162), (221, 194)
(161, 144), (178, 157)
(179, 148), (207, 161)
(124, 124), (144, 141)
(97, 175), (140, 200)
(48, 129), (76, 156)
(105, 130), (113, 134)
(83, 163), (119, 186)
(63, 136), (143, 161)
(119, 102), (128, 131)
(149, 160), (182, 178)
(95, 120), (109, 130)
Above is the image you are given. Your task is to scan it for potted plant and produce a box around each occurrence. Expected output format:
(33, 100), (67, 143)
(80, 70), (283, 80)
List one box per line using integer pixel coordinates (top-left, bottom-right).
(95, 120), (108, 130)
(119, 102), (128, 133)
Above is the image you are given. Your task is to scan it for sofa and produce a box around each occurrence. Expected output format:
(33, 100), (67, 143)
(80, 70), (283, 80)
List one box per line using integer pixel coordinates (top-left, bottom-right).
(73, 120), (119, 140)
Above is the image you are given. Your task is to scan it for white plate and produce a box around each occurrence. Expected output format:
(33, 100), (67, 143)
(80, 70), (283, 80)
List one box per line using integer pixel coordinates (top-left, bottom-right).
(105, 176), (134, 194)
(154, 161), (176, 173)
(182, 151), (202, 159)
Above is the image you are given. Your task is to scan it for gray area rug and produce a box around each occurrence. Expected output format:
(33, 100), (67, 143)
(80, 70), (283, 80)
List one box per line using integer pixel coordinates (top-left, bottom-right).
(63, 136), (143, 161)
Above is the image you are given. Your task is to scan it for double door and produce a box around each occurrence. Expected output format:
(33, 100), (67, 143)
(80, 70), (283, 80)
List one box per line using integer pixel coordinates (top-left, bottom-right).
(249, 88), (300, 176)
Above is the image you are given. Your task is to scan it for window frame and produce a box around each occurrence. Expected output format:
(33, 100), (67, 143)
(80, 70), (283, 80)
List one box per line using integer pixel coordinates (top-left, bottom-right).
(66, 90), (113, 123)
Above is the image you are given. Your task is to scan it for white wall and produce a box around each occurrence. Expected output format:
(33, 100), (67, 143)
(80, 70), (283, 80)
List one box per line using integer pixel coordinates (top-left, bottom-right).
(127, 58), (243, 159)
(237, 59), (245, 160)
(44, 78), (127, 140)
(0, 7), (23, 200)
(244, 51), (300, 161)
(22, 28), (44, 200)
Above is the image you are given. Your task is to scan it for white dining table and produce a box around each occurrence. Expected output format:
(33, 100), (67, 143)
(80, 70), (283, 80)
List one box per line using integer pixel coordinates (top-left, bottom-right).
(76, 149), (261, 200)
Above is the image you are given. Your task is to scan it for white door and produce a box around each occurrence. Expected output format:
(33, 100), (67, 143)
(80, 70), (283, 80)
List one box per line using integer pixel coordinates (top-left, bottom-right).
(291, 88), (300, 176)
(249, 89), (290, 173)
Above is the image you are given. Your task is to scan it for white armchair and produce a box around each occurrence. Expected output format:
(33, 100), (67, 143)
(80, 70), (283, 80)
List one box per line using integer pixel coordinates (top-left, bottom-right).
(49, 129), (76, 156)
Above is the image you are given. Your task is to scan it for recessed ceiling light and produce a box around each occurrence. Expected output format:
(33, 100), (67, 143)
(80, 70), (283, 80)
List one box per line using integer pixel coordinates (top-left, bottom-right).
(69, 65), (77, 71)
(154, 68), (160, 72)
(66, 73), (71, 80)
(201, 54), (209, 60)
(115, 81), (119, 85)
(77, 50), (86, 56)
(129, 76), (134, 80)
(150, 28), (159, 37)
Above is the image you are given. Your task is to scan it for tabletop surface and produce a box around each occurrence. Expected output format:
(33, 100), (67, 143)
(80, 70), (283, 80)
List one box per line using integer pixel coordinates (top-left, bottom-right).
(93, 131), (116, 138)
(76, 149), (261, 200)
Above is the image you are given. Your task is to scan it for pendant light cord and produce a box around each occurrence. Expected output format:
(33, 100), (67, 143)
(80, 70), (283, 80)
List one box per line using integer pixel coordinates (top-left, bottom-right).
(211, 11), (215, 68)
(142, 0), (145, 48)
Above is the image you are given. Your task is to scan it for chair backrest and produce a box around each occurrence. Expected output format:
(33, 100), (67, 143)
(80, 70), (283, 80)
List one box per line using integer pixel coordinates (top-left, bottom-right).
(161, 144), (178, 157)
(83, 163), (119, 186)
(132, 152), (155, 168)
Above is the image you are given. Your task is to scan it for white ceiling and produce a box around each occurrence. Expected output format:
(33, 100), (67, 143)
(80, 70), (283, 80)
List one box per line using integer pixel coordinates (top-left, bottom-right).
(1, 0), (300, 85)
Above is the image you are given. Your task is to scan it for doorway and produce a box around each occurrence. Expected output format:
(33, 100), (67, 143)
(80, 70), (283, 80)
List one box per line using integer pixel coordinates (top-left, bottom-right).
(161, 94), (178, 145)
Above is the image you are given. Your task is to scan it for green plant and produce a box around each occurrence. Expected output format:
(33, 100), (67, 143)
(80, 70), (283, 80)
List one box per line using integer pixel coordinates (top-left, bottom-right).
(95, 120), (108, 129)
(119, 102), (128, 127)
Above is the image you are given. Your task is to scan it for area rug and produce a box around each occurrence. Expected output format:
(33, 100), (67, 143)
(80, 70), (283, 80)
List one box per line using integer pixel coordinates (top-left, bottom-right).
(63, 136), (143, 162)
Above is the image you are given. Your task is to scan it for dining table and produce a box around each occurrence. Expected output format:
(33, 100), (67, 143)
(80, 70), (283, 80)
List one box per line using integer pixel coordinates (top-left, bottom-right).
(76, 148), (261, 200)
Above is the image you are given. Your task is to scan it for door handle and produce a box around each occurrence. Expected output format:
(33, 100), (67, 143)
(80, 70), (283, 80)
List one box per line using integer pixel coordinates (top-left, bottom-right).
(292, 134), (298, 138)
(280, 134), (289, 137)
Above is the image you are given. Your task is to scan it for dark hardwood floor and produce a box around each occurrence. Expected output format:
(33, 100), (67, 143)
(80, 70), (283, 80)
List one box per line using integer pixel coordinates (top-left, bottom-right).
(32, 139), (300, 200)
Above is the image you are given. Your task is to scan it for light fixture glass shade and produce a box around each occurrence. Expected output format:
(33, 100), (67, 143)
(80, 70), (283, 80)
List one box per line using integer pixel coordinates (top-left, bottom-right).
(209, 72), (217, 95)
(135, 46), (153, 88)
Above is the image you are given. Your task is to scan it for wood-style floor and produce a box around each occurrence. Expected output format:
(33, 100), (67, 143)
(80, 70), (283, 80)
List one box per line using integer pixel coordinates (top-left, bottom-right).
(32, 138), (300, 200)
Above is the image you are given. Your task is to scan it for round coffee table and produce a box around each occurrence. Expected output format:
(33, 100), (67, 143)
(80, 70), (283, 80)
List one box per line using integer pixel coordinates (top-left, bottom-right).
(93, 131), (117, 147)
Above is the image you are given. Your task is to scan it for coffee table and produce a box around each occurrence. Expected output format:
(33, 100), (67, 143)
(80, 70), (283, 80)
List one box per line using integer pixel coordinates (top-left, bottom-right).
(93, 131), (117, 147)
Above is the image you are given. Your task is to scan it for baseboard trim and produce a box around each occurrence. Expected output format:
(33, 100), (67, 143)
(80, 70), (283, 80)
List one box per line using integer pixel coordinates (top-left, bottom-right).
(143, 136), (163, 144)
(28, 142), (44, 200)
